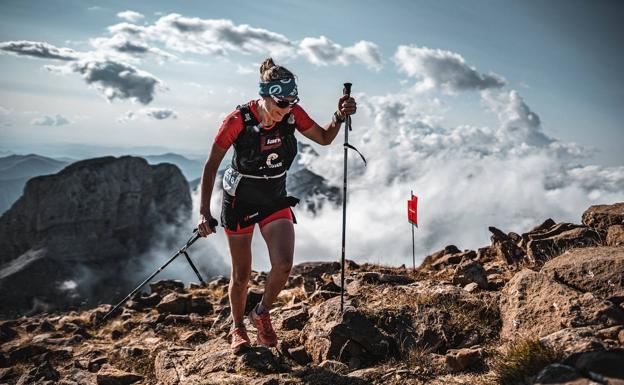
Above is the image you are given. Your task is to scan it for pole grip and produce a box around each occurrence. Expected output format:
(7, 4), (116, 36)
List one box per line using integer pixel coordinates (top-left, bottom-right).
(343, 82), (352, 97)
(193, 218), (218, 234)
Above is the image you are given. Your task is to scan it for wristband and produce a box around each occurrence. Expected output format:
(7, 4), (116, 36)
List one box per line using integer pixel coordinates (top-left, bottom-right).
(333, 110), (345, 123)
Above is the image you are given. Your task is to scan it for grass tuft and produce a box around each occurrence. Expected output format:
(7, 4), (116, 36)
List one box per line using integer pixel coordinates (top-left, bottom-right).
(484, 336), (564, 385)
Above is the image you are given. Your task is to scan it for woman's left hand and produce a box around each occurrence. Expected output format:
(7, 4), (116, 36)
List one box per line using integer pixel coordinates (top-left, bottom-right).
(337, 95), (357, 118)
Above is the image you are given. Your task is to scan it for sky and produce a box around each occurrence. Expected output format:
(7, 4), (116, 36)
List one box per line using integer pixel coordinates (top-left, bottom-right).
(1, 0), (623, 272)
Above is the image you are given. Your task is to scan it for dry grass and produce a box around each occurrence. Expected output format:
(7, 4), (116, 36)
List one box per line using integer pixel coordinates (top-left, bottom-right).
(480, 336), (564, 385)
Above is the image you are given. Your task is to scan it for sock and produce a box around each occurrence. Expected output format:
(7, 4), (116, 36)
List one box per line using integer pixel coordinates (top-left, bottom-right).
(255, 302), (267, 315)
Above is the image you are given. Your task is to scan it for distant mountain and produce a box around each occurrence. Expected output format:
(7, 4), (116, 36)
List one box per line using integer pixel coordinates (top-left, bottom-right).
(143, 153), (205, 181)
(0, 154), (68, 214)
(0, 154), (67, 180)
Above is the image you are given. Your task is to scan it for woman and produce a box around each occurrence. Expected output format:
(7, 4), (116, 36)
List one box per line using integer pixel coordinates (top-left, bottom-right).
(197, 57), (356, 353)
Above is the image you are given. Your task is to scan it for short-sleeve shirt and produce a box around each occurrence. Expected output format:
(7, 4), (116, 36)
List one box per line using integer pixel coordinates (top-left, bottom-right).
(214, 99), (316, 150)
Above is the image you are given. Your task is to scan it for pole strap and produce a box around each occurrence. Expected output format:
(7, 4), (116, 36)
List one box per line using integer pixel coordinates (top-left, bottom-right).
(344, 143), (367, 165)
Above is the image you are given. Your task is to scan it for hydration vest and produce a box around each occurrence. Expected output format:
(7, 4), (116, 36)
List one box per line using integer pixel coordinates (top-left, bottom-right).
(231, 102), (298, 177)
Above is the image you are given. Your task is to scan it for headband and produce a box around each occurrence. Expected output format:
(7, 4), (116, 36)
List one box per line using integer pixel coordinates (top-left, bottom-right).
(259, 78), (298, 98)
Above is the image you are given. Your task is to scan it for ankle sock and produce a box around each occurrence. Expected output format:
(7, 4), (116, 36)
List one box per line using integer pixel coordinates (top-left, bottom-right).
(255, 302), (267, 315)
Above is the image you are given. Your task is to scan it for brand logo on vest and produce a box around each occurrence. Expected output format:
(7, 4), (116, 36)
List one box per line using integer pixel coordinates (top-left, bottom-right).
(261, 135), (282, 151)
(287, 114), (295, 124)
(244, 212), (259, 221)
(266, 153), (283, 169)
(244, 113), (251, 121)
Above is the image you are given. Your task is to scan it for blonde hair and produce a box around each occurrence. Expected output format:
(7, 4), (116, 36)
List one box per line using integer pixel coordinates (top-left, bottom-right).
(259, 57), (296, 82)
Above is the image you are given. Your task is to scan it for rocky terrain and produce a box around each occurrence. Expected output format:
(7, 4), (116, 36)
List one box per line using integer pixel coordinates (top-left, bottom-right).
(0, 203), (623, 384)
(0, 156), (192, 318)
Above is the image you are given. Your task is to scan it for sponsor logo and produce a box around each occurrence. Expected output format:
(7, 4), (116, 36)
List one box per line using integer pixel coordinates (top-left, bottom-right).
(244, 212), (259, 221)
(261, 135), (282, 151)
(266, 153), (283, 169)
(269, 85), (282, 95)
(287, 114), (295, 124)
(280, 78), (292, 84)
(244, 113), (251, 121)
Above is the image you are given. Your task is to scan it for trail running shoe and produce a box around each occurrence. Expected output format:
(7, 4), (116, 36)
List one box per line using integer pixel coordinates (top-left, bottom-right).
(248, 306), (278, 347)
(230, 326), (251, 354)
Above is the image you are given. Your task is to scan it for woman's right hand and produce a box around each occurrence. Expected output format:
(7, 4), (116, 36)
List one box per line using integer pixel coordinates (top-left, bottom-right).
(197, 213), (216, 237)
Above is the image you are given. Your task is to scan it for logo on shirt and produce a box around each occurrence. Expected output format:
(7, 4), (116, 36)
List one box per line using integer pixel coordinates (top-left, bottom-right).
(261, 135), (282, 151)
(266, 153), (283, 169)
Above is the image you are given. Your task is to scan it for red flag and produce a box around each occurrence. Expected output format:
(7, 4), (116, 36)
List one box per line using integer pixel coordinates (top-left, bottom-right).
(407, 195), (418, 226)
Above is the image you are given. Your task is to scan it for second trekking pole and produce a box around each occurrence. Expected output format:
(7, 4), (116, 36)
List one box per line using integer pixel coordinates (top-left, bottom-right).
(340, 82), (366, 313)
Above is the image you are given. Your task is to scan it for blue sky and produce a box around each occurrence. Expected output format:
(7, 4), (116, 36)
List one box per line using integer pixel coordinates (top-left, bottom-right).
(1, 0), (623, 267)
(0, 0), (622, 165)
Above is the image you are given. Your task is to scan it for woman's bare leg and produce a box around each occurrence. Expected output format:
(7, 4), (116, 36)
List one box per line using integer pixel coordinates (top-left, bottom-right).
(258, 219), (295, 309)
(226, 232), (253, 327)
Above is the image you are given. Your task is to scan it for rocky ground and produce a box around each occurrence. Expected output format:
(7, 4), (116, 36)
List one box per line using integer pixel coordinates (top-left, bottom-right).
(1, 203), (623, 385)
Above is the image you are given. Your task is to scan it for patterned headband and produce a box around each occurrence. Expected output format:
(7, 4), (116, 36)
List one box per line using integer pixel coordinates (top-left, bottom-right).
(258, 78), (298, 98)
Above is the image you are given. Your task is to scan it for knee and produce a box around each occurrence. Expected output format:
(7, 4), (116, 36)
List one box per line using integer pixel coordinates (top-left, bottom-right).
(272, 258), (293, 276)
(230, 269), (251, 288)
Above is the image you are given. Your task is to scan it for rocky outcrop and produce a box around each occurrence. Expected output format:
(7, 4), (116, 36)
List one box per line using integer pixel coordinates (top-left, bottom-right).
(1, 203), (623, 384)
(582, 203), (624, 230)
(0, 156), (192, 317)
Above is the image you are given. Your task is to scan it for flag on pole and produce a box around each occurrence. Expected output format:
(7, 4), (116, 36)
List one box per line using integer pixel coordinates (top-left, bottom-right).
(407, 195), (418, 227)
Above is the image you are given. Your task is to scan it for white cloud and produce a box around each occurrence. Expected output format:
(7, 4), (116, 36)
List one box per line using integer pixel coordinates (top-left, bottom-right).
(64, 59), (164, 104)
(298, 36), (383, 71)
(145, 14), (294, 58)
(394, 45), (505, 93)
(90, 34), (175, 62)
(0, 40), (79, 61)
(118, 107), (177, 122)
(117, 10), (145, 23)
(31, 114), (71, 126)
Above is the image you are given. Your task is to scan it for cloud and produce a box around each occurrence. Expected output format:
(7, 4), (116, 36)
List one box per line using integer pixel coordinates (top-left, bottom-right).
(298, 36), (383, 71)
(108, 15), (383, 70)
(90, 34), (175, 62)
(145, 14), (294, 57)
(65, 59), (163, 104)
(394, 45), (505, 93)
(117, 10), (144, 23)
(0, 40), (79, 61)
(118, 107), (177, 122)
(31, 114), (71, 126)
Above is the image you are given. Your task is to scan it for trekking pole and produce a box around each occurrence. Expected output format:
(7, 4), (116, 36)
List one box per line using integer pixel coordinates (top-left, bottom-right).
(99, 219), (217, 324)
(340, 83), (366, 313)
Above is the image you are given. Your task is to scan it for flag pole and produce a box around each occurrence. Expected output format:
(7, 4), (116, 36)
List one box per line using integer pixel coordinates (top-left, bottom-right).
(411, 190), (415, 271)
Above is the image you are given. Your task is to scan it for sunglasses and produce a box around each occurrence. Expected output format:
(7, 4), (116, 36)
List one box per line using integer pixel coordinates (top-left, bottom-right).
(271, 95), (299, 108)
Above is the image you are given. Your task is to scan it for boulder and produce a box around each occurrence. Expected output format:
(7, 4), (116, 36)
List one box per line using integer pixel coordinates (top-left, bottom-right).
(156, 293), (192, 315)
(150, 280), (185, 295)
(488, 227), (525, 264)
(96, 365), (143, 385)
(541, 247), (624, 300)
(287, 345), (312, 366)
(607, 224), (624, 246)
(452, 260), (488, 289)
(301, 297), (392, 366)
(499, 269), (624, 339)
(582, 202), (624, 230)
(526, 225), (602, 262)
(565, 350), (624, 382)
(445, 347), (484, 372)
(533, 363), (588, 385)
(419, 245), (460, 269)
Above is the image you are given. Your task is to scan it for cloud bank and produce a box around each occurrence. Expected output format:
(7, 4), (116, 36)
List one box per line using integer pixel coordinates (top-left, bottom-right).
(394, 45), (506, 93)
(118, 107), (178, 122)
